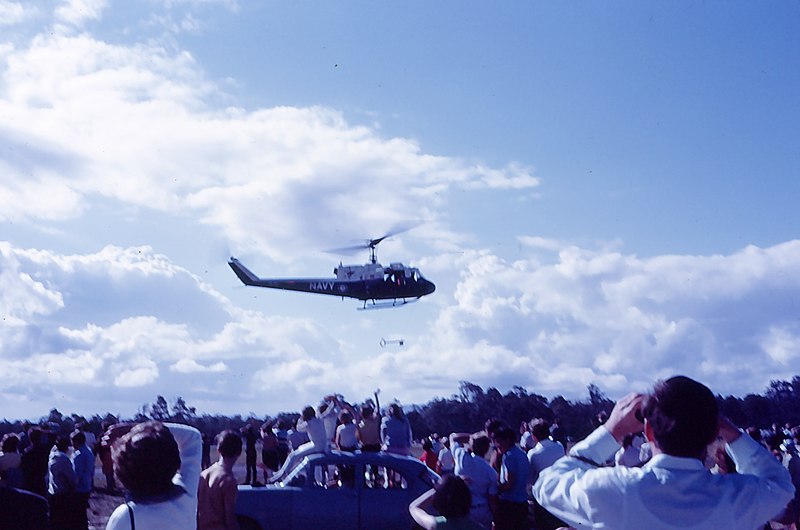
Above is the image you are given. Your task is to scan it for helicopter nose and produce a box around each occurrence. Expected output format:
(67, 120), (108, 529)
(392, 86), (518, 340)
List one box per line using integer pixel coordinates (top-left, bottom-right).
(424, 280), (436, 295)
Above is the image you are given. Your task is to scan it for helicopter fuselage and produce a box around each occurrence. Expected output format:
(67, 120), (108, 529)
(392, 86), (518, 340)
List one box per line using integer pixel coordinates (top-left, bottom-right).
(228, 258), (435, 304)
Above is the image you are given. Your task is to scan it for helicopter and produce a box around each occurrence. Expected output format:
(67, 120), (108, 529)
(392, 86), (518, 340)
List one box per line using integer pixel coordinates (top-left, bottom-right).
(228, 229), (435, 310)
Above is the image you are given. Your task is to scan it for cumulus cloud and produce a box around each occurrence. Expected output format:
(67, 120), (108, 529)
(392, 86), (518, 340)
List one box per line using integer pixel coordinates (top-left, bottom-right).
(359, 240), (800, 403)
(1, 1), (796, 419)
(0, 1), (36, 26)
(54, 0), (107, 27)
(0, 9), (538, 263)
(0, 243), (350, 416)
(3, 239), (799, 417)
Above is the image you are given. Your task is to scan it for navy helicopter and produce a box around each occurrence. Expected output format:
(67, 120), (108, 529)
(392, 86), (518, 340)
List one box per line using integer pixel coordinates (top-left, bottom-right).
(228, 228), (435, 309)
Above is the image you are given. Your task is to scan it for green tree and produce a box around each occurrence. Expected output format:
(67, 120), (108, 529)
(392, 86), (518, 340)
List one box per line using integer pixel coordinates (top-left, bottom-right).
(151, 395), (170, 421)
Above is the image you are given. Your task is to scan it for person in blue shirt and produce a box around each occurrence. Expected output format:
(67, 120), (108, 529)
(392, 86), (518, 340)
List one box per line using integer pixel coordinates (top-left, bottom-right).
(71, 431), (94, 530)
(494, 426), (529, 530)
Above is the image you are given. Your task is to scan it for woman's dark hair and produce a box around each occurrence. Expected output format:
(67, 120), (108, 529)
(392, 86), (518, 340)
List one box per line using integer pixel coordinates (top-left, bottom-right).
(216, 430), (243, 458)
(495, 426), (518, 445)
(301, 406), (316, 421)
(641, 376), (718, 459)
(55, 435), (71, 453)
(529, 419), (551, 441)
(471, 435), (491, 457)
(1, 433), (19, 453)
(71, 431), (86, 447)
(432, 475), (472, 519)
(389, 403), (405, 420)
(113, 421), (180, 497)
(422, 438), (433, 451)
(484, 418), (505, 439)
(361, 405), (374, 418)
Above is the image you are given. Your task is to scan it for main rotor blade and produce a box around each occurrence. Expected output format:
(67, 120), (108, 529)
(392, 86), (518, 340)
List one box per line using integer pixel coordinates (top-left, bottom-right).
(324, 220), (424, 255)
(324, 243), (368, 255)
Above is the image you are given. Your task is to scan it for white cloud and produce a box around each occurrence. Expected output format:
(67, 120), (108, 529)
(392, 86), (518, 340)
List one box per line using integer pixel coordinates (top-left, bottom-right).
(355, 240), (800, 403)
(0, 25), (538, 262)
(54, 0), (108, 27)
(170, 358), (227, 373)
(2, 239), (800, 417)
(760, 325), (800, 365)
(0, 2), (797, 419)
(0, 1), (36, 26)
(114, 356), (159, 387)
(0, 243), (357, 416)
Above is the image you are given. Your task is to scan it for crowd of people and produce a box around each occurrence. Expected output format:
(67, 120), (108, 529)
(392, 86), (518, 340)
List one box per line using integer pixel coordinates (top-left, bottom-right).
(0, 377), (799, 529)
(410, 376), (799, 530)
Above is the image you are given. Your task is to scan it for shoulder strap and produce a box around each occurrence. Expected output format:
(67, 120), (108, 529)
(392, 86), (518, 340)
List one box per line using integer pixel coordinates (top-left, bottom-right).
(126, 502), (135, 530)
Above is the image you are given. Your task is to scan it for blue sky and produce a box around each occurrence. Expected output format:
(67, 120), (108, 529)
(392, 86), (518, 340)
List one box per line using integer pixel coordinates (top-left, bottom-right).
(1, 0), (799, 420)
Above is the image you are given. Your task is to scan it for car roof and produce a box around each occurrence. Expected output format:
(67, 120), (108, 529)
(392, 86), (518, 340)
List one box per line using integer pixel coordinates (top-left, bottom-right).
(303, 450), (423, 467)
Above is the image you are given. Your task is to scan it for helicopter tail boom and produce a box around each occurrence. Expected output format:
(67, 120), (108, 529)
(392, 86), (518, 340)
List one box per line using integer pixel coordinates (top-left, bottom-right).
(228, 257), (261, 286)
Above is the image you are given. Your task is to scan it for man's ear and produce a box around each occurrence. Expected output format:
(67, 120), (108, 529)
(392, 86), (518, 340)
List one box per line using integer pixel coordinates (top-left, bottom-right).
(644, 420), (656, 444)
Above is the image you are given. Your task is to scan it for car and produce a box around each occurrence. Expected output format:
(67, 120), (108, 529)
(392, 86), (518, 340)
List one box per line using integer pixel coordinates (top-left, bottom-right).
(235, 450), (439, 530)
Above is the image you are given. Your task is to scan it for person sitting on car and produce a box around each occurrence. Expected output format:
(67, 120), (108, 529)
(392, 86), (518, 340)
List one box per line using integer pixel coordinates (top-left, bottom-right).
(269, 405), (329, 483)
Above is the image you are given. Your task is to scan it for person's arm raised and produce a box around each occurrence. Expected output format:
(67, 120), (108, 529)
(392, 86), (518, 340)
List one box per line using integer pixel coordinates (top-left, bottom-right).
(603, 393), (645, 445)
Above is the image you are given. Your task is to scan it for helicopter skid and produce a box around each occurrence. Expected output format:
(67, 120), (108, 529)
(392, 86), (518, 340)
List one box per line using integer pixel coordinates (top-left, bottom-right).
(358, 298), (419, 311)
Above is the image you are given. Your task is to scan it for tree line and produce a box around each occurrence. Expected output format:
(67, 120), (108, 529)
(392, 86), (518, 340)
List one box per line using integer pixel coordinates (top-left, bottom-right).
(3, 376), (799, 442)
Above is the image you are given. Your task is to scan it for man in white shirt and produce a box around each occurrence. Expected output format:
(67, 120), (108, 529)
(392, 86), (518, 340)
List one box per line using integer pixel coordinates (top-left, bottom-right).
(533, 375), (795, 530)
(438, 439), (455, 475)
(527, 419), (565, 486)
(526, 419), (566, 530)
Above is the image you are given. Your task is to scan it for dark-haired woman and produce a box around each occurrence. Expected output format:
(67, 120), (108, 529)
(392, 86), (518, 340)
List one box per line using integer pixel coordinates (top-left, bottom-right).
(104, 421), (201, 530)
(409, 474), (486, 529)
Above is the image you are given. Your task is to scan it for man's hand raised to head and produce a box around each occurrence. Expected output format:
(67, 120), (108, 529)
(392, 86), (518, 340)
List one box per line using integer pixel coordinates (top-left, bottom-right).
(718, 416), (742, 444)
(604, 393), (646, 445)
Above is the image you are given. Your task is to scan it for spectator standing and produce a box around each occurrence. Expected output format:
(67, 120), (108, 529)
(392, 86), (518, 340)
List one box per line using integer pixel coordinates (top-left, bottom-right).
(260, 420), (280, 483)
(20, 427), (49, 497)
(614, 432), (644, 468)
(71, 431), (94, 530)
(437, 439), (455, 476)
(98, 421), (118, 491)
(197, 430), (242, 530)
(526, 419), (566, 530)
(458, 434), (499, 528)
(419, 439), (438, 471)
(201, 433), (213, 470)
(519, 421), (535, 451)
(75, 422), (97, 459)
(105, 421), (202, 530)
(527, 419), (565, 484)
(494, 427), (529, 530)
(533, 375), (795, 530)
(48, 435), (77, 530)
(0, 434), (22, 488)
(240, 424), (259, 486)
(274, 419), (291, 470)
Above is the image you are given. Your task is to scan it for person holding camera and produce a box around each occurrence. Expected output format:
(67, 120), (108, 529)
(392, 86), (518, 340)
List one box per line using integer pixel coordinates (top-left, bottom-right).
(532, 375), (794, 530)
